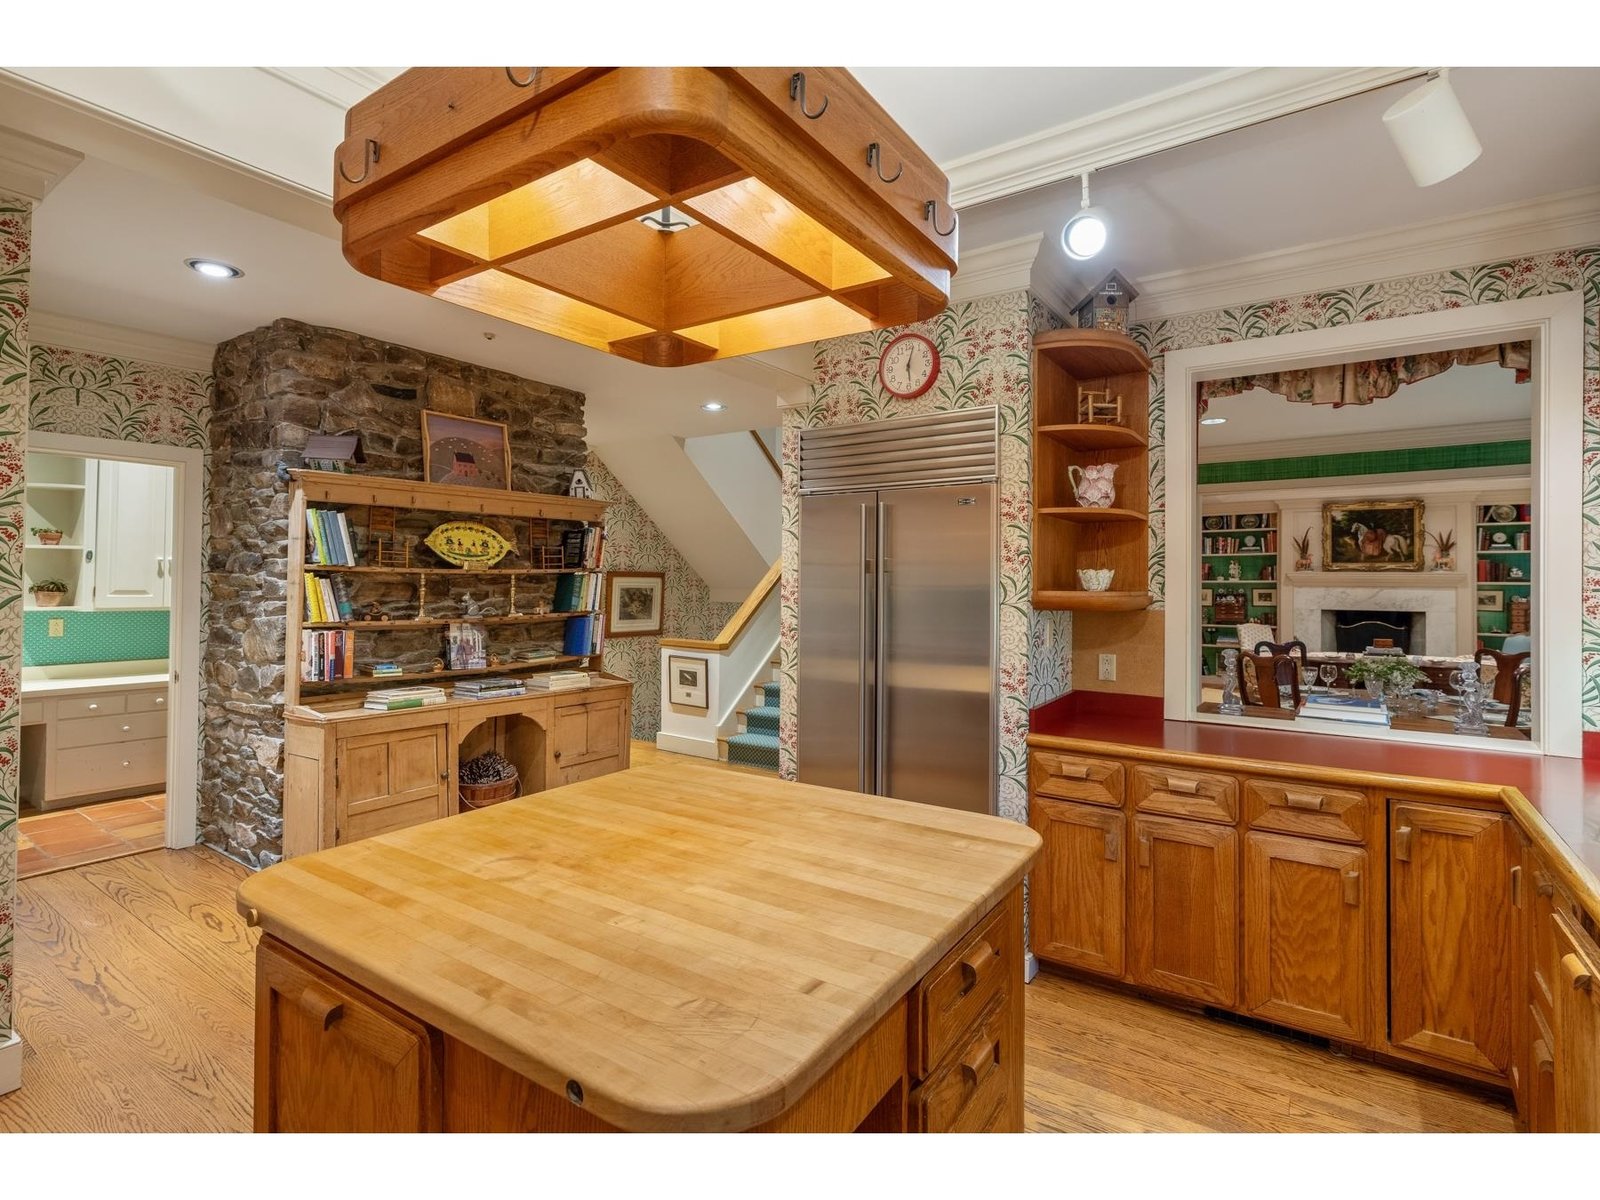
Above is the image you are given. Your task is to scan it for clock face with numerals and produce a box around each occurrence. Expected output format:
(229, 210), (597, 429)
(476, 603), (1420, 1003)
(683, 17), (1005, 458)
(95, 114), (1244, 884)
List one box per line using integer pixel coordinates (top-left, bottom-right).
(878, 333), (940, 399)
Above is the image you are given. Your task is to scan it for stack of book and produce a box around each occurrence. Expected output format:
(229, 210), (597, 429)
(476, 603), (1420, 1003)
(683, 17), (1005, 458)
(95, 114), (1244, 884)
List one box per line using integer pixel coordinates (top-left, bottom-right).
(561, 613), (604, 657)
(305, 506), (357, 566)
(560, 526), (605, 569)
(301, 629), (355, 681)
(1299, 692), (1389, 726)
(526, 670), (590, 692)
(452, 677), (528, 701)
(303, 572), (355, 622)
(363, 685), (447, 711)
(553, 571), (602, 613)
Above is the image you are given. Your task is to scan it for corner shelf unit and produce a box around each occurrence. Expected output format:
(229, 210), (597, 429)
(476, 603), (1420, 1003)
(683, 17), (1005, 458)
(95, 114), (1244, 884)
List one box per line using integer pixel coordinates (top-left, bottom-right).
(1474, 501), (1532, 649)
(285, 470), (611, 707)
(1030, 328), (1152, 611)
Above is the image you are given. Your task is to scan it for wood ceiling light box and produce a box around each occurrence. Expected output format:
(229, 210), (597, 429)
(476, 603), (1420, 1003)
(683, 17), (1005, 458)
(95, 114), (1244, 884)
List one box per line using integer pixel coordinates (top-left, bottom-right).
(333, 68), (958, 366)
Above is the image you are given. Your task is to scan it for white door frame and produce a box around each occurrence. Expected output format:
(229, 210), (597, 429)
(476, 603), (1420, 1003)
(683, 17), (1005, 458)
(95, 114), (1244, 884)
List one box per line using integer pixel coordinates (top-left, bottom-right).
(27, 431), (203, 846)
(1163, 292), (1585, 759)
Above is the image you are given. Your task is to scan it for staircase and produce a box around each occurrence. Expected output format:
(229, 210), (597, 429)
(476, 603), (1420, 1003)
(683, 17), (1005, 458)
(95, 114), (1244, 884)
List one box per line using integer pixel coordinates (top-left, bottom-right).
(723, 666), (780, 773)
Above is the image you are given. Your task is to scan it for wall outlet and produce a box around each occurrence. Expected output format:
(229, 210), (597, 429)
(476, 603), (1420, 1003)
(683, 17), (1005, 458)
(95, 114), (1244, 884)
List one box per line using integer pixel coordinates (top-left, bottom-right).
(47, 618), (65, 638)
(1097, 653), (1116, 681)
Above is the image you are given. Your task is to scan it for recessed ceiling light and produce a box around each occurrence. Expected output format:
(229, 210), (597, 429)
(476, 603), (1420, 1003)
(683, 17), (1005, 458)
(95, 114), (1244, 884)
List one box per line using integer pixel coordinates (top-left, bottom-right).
(701, 402), (725, 412)
(185, 258), (243, 279)
(1199, 416), (1227, 426)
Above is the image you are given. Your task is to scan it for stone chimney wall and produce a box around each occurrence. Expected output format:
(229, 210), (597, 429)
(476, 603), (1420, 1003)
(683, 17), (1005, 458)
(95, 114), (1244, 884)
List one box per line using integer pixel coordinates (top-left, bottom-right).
(202, 318), (586, 865)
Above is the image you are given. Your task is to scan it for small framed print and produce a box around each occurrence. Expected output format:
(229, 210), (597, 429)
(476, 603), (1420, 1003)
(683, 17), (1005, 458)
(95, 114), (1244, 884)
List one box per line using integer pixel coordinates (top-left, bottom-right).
(605, 571), (666, 637)
(1477, 589), (1505, 612)
(668, 654), (709, 709)
(1250, 588), (1276, 607)
(1200, 588), (1214, 606)
(421, 411), (512, 490)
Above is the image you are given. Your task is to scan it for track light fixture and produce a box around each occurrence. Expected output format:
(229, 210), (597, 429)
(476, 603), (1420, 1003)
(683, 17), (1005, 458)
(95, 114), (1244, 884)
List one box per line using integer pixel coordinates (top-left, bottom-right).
(1061, 171), (1109, 261)
(1382, 68), (1482, 187)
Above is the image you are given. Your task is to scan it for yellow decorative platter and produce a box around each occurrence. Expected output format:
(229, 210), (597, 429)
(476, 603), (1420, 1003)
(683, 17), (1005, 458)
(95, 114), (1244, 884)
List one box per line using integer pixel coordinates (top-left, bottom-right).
(424, 521), (512, 569)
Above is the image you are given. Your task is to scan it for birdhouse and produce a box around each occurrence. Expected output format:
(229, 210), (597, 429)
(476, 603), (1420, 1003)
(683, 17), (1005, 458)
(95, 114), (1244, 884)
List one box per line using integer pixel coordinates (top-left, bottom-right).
(302, 432), (366, 473)
(1071, 270), (1139, 334)
(568, 468), (594, 499)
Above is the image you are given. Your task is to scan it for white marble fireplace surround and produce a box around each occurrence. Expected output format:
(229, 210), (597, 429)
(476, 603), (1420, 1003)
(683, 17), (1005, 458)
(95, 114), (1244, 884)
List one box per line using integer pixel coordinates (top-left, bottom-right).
(1292, 584), (1459, 656)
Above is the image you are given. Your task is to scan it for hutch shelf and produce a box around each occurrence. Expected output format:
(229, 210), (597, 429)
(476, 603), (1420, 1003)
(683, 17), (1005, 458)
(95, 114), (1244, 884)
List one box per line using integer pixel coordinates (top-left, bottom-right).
(1030, 328), (1153, 611)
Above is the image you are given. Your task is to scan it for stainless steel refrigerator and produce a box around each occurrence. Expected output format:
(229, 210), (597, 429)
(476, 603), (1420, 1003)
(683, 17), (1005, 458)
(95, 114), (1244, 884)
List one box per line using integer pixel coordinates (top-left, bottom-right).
(796, 411), (997, 814)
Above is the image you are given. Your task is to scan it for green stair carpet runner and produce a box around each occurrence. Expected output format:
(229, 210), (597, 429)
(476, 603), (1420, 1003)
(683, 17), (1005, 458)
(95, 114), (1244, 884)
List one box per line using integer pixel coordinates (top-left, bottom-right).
(727, 681), (782, 772)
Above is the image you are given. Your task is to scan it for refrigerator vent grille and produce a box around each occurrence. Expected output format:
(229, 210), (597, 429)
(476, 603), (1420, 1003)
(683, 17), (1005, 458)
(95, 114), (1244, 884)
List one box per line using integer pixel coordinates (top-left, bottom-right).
(798, 407), (998, 494)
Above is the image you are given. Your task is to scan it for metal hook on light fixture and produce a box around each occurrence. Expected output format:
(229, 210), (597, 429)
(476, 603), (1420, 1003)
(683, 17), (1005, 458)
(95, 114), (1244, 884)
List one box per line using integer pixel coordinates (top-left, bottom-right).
(337, 138), (380, 185)
(789, 72), (829, 119)
(923, 200), (957, 238)
(506, 67), (539, 88)
(639, 205), (692, 233)
(866, 143), (903, 184)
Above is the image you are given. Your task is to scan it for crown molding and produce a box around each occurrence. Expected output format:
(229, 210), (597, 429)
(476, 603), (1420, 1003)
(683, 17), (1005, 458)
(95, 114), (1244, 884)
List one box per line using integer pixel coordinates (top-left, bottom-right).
(1136, 186), (1600, 322)
(0, 126), (82, 204)
(1200, 418), (1533, 465)
(257, 67), (400, 112)
(950, 234), (1042, 303)
(30, 311), (217, 373)
(946, 67), (1421, 210)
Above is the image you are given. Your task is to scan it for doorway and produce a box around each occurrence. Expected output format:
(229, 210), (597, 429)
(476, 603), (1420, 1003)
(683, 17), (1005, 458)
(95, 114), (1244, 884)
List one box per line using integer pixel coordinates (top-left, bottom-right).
(17, 432), (203, 875)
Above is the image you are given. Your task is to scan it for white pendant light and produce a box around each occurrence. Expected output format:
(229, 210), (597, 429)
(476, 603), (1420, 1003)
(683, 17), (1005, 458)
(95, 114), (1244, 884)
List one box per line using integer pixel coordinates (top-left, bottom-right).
(1061, 171), (1109, 261)
(1382, 69), (1482, 187)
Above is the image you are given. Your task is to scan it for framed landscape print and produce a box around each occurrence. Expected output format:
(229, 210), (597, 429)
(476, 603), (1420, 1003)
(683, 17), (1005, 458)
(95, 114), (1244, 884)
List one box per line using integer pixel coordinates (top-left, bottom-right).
(605, 571), (666, 637)
(668, 654), (709, 709)
(1477, 589), (1505, 612)
(421, 411), (512, 490)
(1250, 588), (1276, 607)
(1321, 499), (1425, 571)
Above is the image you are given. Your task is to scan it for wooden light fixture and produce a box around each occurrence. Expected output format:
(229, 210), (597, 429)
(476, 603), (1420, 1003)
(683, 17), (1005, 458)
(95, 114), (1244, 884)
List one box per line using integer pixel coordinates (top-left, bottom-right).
(333, 68), (958, 367)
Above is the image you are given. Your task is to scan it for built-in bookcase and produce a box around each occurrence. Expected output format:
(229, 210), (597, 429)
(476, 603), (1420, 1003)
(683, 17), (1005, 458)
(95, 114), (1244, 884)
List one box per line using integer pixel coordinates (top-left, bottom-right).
(1474, 501), (1532, 650)
(1199, 509), (1280, 675)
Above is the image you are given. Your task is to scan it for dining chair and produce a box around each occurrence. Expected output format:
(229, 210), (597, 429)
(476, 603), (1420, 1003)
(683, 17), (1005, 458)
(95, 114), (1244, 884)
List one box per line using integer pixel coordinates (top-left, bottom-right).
(1475, 648), (1531, 706)
(1241, 651), (1300, 711)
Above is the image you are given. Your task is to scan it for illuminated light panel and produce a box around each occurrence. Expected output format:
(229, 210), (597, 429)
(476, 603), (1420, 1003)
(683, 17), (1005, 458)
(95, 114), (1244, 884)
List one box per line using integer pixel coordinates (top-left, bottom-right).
(683, 178), (891, 292)
(433, 271), (652, 352)
(677, 296), (875, 360)
(419, 160), (657, 263)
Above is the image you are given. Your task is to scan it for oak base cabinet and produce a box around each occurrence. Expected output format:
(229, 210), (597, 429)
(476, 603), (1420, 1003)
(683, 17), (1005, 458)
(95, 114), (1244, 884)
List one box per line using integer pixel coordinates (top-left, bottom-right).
(1129, 814), (1237, 1007)
(1552, 912), (1600, 1131)
(1028, 797), (1125, 977)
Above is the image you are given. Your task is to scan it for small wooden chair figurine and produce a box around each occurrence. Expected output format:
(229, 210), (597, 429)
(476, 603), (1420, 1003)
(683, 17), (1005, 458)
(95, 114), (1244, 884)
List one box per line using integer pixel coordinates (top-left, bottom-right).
(1077, 388), (1123, 425)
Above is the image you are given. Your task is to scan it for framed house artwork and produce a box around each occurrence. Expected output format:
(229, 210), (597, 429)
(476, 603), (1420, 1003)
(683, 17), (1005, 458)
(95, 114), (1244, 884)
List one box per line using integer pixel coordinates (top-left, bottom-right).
(1321, 499), (1425, 571)
(605, 571), (666, 637)
(668, 654), (709, 709)
(421, 411), (512, 490)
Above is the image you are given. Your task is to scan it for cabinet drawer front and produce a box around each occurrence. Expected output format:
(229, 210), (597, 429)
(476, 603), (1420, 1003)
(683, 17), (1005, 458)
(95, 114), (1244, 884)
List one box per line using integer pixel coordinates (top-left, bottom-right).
(1131, 764), (1238, 824)
(55, 710), (168, 749)
(556, 757), (622, 788)
(1029, 750), (1123, 807)
(912, 995), (1012, 1133)
(125, 689), (170, 713)
(57, 693), (127, 719)
(53, 736), (166, 797)
(20, 699), (44, 724)
(1244, 779), (1367, 844)
(340, 793), (450, 846)
(914, 899), (1013, 1078)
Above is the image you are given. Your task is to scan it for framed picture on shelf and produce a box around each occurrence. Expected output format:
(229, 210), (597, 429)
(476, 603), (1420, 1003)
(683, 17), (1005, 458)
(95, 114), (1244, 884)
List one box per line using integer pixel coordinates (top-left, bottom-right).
(667, 654), (709, 709)
(605, 571), (666, 637)
(1250, 588), (1276, 607)
(1322, 499), (1425, 571)
(1237, 514), (1262, 530)
(1477, 589), (1505, 612)
(1202, 516), (1227, 531)
(1199, 588), (1213, 606)
(421, 411), (512, 490)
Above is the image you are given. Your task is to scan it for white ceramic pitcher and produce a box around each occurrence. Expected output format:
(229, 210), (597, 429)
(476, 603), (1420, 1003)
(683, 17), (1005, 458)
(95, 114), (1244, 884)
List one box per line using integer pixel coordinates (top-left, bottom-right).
(1067, 462), (1118, 508)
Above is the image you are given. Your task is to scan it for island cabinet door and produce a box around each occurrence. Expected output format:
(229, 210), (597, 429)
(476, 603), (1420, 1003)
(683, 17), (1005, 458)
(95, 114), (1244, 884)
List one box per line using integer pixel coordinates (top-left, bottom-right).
(1242, 832), (1368, 1042)
(1028, 797), (1124, 977)
(1129, 815), (1238, 1007)
(552, 697), (625, 784)
(256, 939), (441, 1132)
(334, 725), (451, 845)
(1389, 801), (1514, 1075)
(1552, 912), (1600, 1132)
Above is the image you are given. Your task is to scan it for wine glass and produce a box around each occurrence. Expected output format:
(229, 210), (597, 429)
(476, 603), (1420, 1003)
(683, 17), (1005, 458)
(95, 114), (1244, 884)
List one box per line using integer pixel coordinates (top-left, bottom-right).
(1319, 663), (1338, 692)
(1300, 666), (1317, 696)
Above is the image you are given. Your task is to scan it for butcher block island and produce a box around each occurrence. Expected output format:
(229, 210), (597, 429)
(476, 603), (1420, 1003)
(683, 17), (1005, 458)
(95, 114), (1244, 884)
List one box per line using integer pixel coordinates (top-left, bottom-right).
(237, 759), (1040, 1133)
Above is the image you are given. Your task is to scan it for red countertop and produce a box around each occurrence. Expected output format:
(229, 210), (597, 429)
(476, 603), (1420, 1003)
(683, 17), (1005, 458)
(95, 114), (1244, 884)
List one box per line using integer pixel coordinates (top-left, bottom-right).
(1030, 694), (1600, 911)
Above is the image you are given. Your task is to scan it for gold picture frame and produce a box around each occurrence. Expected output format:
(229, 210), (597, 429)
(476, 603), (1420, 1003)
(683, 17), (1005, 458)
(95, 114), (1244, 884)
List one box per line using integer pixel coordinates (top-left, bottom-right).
(1321, 499), (1425, 571)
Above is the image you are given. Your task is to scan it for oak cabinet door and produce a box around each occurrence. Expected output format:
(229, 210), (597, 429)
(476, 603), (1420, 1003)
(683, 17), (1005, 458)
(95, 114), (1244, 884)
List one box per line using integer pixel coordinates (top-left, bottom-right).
(1552, 912), (1600, 1132)
(1243, 832), (1368, 1041)
(1129, 814), (1238, 1006)
(1028, 798), (1125, 977)
(1389, 801), (1514, 1074)
(334, 724), (451, 845)
(256, 939), (440, 1132)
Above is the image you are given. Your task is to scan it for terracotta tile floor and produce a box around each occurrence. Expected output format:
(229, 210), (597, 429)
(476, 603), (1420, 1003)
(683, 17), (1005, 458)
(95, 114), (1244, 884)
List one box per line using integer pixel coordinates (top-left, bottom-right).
(16, 794), (167, 879)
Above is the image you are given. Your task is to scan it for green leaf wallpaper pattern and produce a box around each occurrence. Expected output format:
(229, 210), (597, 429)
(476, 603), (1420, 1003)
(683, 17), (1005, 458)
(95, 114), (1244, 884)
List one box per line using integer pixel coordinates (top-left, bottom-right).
(0, 193), (28, 1034)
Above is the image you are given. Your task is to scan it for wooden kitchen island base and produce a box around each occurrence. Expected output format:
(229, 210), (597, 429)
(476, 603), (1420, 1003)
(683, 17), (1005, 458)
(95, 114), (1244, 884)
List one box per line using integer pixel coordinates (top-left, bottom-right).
(242, 761), (1038, 1133)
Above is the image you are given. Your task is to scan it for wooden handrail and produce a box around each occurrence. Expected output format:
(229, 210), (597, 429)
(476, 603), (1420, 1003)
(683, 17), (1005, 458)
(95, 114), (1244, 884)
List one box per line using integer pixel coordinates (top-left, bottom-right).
(749, 430), (781, 478)
(660, 560), (781, 652)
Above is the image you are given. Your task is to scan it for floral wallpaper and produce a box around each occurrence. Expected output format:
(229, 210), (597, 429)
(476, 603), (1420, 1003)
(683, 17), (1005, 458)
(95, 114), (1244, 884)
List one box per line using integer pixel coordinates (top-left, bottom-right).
(1130, 244), (1600, 724)
(584, 452), (737, 741)
(780, 288), (1072, 826)
(0, 194), (29, 1036)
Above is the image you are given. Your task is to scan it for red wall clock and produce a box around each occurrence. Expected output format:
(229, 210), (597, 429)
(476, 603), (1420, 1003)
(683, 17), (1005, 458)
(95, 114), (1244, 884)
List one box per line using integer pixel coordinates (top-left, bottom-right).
(878, 332), (941, 399)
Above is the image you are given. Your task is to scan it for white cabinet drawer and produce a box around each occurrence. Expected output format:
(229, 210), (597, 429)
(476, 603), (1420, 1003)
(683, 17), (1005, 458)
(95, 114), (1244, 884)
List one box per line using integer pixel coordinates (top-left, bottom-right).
(57, 694), (127, 719)
(53, 736), (166, 798)
(125, 689), (169, 713)
(21, 700), (45, 724)
(56, 711), (168, 749)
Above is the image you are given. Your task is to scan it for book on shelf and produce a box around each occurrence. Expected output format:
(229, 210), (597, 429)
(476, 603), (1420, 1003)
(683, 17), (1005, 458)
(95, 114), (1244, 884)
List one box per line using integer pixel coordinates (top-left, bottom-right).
(300, 628), (356, 682)
(453, 676), (525, 694)
(444, 621), (488, 670)
(553, 571), (602, 613)
(559, 526), (605, 570)
(562, 613), (604, 657)
(1299, 693), (1389, 726)
(452, 685), (527, 700)
(363, 684), (447, 711)
(305, 507), (356, 567)
(526, 670), (590, 691)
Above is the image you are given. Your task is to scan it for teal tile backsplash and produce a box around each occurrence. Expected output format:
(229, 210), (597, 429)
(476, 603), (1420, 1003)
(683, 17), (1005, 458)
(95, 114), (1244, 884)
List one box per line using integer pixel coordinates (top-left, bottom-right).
(24, 609), (170, 666)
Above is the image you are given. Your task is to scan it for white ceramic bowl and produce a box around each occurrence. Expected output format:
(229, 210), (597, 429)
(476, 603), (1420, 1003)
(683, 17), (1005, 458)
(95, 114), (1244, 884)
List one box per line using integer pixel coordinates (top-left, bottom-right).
(1077, 568), (1115, 591)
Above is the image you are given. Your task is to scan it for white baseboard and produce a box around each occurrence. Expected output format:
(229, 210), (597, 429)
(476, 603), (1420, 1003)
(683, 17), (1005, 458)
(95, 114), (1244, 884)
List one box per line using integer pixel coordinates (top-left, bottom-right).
(0, 1030), (22, 1095)
(654, 731), (720, 760)
(1023, 952), (1039, 984)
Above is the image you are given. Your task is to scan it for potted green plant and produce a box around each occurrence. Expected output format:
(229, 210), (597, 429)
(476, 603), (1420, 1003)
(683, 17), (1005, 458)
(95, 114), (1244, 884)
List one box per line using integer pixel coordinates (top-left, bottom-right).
(29, 579), (69, 607)
(30, 526), (64, 546)
(1344, 656), (1427, 705)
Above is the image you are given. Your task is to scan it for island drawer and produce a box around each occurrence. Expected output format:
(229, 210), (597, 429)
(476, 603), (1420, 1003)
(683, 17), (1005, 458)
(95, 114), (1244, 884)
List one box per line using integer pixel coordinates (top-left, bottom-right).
(52, 736), (166, 798)
(1131, 764), (1238, 824)
(1028, 750), (1123, 808)
(126, 689), (169, 713)
(911, 994), (1011, 1133)
(55, 710), (168, 749)
(912, 897), (1012, 1077)
(1244, 779), (1368, 844)
(57, 693), (127, 719)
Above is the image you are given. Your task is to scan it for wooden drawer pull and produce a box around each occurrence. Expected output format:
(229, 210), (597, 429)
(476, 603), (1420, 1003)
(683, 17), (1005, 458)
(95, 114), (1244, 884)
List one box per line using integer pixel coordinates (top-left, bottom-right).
(1533, 1038), (1554, 1074)
(1164, 776), (1201, 795)
(297, 984), (346, 1030)
(1510, 865), (1522, 909)
(1102, 827), (1121, 862)
(1535, 869), (1555, 899)
(1137, 833), (1151, 868)
(1283, 790), (1325, 811)
(1055, 763), (1091, 780)
(1342, 869), (1361, 907)
(1563, 952), (1595, 994)
(960, 1038), (999, 1087)
(1394, 823), (1413, 862)
(958, 940), (997, 996)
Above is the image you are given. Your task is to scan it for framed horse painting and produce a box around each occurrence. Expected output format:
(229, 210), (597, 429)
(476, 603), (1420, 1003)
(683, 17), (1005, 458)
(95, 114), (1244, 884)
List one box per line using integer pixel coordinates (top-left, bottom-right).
(1322, 499), (1425, 571)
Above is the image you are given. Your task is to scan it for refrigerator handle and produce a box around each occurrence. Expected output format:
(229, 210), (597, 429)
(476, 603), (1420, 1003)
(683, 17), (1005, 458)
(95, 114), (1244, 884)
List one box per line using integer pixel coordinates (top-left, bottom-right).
(875, 502), (889, 797)
(859, 502), (872, 795)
